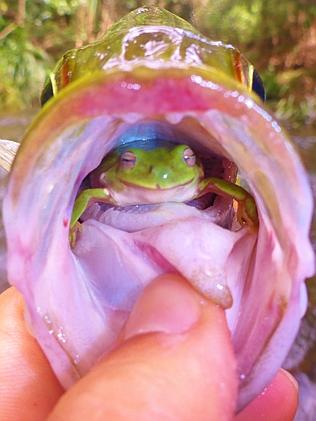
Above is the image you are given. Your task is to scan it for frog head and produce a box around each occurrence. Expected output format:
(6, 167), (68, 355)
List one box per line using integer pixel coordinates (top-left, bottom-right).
(97, 143), (204, 190)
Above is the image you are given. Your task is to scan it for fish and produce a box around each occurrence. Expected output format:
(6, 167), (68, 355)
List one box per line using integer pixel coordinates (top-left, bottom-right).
(1, 6), (314, 411)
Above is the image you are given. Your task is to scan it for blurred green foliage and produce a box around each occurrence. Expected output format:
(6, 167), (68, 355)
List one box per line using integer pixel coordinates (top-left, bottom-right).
(0, 0), (316, 128)
(0, 0), (80, 108)
(0, 24), (47, 108)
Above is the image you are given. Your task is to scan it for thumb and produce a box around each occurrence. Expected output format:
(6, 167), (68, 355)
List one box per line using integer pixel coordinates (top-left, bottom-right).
(48, 274), (237, 420)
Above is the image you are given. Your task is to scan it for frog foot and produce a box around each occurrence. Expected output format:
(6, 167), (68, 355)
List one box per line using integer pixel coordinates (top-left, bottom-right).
(236, 195), (259, 230)
(69, 222), (82, 248)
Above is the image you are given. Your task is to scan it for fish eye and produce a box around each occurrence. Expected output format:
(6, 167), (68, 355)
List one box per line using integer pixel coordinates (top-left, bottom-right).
(183, 147), (196, 167)
(252, 69), (266, 101)
(120, 151), (137, 169)
(40, 78), (54, 106)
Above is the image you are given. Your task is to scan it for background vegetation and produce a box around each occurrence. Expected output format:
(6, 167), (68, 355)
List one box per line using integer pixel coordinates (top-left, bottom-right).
(0, 0), (316, 132)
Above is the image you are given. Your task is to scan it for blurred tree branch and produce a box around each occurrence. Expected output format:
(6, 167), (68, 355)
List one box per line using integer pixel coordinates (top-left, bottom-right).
(0, 22), (16, 40)
(17, 0), (25, 26)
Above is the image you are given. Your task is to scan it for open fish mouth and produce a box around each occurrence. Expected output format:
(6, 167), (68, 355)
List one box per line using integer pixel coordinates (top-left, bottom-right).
(2, 6), (315, 412)
(79, 118), (237, 228)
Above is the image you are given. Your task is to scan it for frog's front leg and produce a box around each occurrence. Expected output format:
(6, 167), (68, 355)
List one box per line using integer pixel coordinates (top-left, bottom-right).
(197, 178), (258, 229)
(70, 188), (116, 245)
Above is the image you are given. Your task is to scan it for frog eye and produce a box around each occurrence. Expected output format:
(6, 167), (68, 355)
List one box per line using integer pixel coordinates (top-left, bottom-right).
(183, 147), (196, 167)
(120, 151), (137, 169)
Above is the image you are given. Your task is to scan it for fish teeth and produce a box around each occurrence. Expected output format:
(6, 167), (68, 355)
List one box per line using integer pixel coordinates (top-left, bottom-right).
(164, 112), (184, 125)
(121, 112), (143, 124)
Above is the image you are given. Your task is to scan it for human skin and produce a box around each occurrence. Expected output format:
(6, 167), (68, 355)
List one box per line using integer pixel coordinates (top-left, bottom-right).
(0, 275), (298, 421)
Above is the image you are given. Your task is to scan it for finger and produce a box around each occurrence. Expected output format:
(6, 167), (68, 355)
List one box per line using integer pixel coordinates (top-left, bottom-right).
(236, 369), (298, 421)
(0, 287), (64, 421)
(49, 274), (238, 421)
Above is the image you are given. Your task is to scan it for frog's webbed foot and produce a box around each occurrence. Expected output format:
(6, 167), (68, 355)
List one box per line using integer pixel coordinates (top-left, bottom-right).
(69, 187), (115, 246)
(70, 222), (82, 248)
(198, 177), (258, 230)
(235, 194), (259, 231)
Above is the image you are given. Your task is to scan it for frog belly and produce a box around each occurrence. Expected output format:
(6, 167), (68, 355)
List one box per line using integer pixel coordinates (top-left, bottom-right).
(81, 201), (233, 232)
(108, 181), (199, 205)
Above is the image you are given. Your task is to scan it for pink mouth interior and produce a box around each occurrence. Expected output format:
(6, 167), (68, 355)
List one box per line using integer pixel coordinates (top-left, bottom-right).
(3, 72), (314, 411)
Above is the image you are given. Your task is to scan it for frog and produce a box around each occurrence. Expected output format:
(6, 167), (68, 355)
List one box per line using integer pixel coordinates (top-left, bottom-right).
(70, 142), (258, 236)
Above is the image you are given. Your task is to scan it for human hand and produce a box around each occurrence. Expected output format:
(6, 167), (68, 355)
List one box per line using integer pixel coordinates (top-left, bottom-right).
(0, 275), (298, 420)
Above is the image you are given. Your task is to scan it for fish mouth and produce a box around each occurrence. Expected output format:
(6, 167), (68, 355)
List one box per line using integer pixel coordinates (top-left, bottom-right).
(80, 118), (238, 228)
(3, 67), (314, 411)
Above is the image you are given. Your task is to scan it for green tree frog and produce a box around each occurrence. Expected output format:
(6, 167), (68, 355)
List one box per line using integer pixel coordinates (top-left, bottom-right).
(70, 143), (258, 233)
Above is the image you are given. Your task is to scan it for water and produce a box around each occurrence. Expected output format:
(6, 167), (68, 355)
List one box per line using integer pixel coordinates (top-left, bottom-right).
(0, 111), (37, 142)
